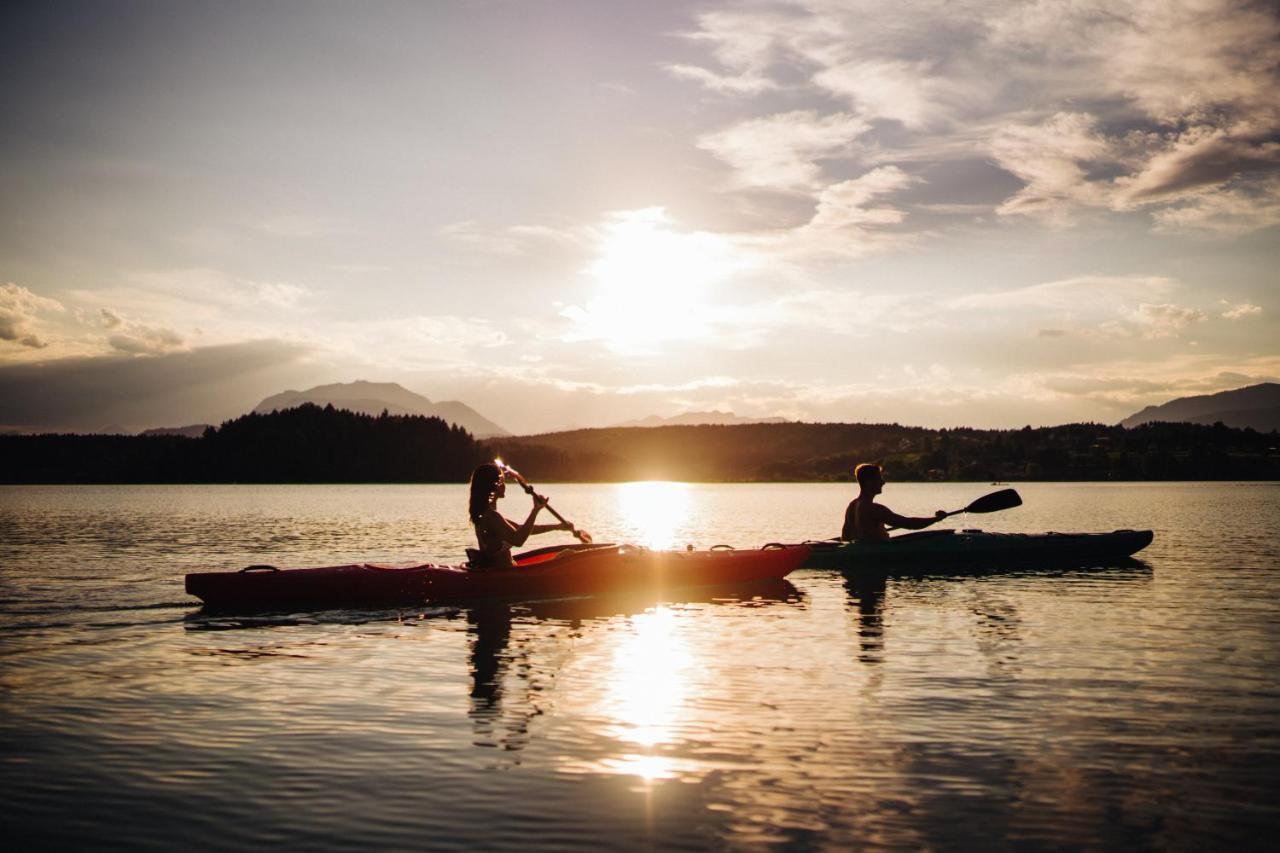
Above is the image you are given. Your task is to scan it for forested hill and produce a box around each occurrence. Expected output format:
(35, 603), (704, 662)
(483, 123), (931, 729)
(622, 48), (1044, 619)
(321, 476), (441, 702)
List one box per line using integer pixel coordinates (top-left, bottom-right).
(487, 420), (1280, 483)
(1, 404), (484, 484)
(2, 406), (1276, 483)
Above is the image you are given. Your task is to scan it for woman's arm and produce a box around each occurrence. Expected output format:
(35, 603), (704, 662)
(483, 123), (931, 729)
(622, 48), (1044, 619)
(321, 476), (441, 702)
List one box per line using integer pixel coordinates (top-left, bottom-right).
(484, 496), (556, 547)
(528, 523), (568, 536)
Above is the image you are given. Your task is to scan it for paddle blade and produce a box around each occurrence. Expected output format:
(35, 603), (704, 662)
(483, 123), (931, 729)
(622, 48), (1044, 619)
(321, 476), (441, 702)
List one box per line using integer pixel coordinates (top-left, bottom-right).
(964, 488), (1022, 514)
(575, 529), (593, 544)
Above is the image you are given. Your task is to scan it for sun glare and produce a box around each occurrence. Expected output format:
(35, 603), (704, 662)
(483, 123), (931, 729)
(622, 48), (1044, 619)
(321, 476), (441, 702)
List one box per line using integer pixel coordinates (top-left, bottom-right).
(603, 607), (690, 750)
(565, 209), (741, 353)
(614, 480), (691, 550)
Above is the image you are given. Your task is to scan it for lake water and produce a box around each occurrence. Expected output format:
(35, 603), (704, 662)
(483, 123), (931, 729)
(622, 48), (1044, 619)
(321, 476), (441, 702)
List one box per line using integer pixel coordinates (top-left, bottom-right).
(2, 482), (1278, 850)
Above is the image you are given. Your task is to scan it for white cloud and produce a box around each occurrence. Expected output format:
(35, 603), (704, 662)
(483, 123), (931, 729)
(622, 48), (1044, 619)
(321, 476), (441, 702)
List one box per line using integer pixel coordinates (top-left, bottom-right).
(992, 112), (1113, 221)
(771, 166), (919, 259)
(438, 219), (587, 257)
(673, 0), (1280, 234)
(1123, 302), (1208, 338)
(697, 111), (869, 190)
(0, 283), (64, 349)
(664, 63), (775, 95)
(952, 274), (1178, 312)
(108, 324), (186, 355)
(114, 268), (311, 312)
(813, 59), (956, 128)
(319, 314), (513, 372)
(1221, 302), (1263, 320)
(952, 275), (1216, 340)
(1150, 177), (1280, 235)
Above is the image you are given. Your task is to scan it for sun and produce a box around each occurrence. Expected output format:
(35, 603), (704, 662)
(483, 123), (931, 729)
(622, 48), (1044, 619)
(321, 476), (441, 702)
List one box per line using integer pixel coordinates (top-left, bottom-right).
(562, 208), (742, 353)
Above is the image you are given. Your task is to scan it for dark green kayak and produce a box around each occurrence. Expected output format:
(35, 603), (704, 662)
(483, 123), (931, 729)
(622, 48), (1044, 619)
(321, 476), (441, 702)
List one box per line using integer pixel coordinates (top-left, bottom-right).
(801, 528), (1154, 571)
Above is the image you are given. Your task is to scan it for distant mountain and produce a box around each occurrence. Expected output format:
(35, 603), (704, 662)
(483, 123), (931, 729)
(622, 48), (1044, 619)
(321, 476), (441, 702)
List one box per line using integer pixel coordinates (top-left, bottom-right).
(252, 380), (510, 438)
(614, 410), (790, 428)
(1120, 383), (1280, 431)
(140, 424), (212, 438)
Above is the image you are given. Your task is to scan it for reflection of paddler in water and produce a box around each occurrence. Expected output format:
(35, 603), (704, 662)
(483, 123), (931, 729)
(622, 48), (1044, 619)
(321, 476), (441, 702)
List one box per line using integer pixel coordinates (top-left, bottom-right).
(465, 603), (539, 755)
(841, 463), (946, 542)
(467, 603), (513, 711)
(844, 572), (887, 665)
(467, 463), (574, 570)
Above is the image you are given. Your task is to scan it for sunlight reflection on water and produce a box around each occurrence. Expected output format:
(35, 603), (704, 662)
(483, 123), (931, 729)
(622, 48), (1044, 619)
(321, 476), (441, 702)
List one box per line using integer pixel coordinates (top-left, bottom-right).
(611, 481), (691, 550)
(2, 482), (1278, 850)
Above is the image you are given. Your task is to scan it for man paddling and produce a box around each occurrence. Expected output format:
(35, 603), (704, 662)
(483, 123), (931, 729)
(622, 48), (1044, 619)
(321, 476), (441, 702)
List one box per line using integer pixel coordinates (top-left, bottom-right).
(842, 463), (946, 542)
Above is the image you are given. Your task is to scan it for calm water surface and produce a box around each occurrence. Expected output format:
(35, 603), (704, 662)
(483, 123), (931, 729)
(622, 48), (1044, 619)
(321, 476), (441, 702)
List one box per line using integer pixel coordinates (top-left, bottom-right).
(2, 482), (1278, 850)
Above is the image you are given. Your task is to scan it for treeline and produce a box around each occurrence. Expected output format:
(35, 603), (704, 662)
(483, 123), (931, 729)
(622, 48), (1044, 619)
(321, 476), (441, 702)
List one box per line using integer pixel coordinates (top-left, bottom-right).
(2, 406), (1277, 484)
(487, 420), (1280, 483)
(1, 404), (484, 483)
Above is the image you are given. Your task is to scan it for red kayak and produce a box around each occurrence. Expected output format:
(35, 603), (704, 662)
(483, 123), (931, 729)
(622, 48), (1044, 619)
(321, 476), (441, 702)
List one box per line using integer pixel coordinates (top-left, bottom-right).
(185, 543), (810, 611)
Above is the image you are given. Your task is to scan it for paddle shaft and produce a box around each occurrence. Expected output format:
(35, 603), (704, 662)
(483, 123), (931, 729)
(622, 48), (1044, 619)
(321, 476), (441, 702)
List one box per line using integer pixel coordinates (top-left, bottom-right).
(887, 488), (1021, 530)
(500, 464), (592, 544)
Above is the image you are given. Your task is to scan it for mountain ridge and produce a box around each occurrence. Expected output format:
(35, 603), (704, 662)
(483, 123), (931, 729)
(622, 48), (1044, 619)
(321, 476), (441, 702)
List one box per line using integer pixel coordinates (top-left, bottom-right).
(612, 410), (790, 428)
(1119, 383), (1280, 431)
(252, 380), (510, 438)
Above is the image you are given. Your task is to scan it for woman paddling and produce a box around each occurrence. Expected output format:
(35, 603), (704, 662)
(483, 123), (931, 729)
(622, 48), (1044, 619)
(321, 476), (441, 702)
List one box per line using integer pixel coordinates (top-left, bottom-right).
(467, 462), (572, 569)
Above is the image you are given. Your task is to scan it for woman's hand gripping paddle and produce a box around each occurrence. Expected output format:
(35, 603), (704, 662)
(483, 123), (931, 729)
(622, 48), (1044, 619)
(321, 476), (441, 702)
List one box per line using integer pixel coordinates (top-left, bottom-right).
(495, 460), (593, 544)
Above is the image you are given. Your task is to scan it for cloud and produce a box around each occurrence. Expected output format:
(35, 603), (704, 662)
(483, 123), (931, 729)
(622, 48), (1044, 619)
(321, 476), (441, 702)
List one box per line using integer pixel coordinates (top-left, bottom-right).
(1123, 302), (1207, 338)
(0, 340), (319, 431)
(1221, 302), (1263, 320)
(0, 282), (64, 349)
(1114, 125), (1280, 206)
(813, 59), (954, 129)
(771, 166), (919, 258)
(951, 274), (1218, 340)
(952, 274), (1178, 312)
(108, 324), (186, 355)
(317, 314), (515, 373)
(111, 268), (311, 312)
(664, 63), (775, 95)
(671, 0), (1280, 234)
(438, 219), (588, 257)
(1150, 177), (1280, 235)
(671, 7), (830, 91)
(991, 113), (1112, 220)
(696, 111), (870, 190)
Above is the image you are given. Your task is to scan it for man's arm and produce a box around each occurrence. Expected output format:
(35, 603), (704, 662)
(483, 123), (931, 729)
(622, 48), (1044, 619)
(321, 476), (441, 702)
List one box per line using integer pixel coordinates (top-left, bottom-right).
(881, 506), (946, 531)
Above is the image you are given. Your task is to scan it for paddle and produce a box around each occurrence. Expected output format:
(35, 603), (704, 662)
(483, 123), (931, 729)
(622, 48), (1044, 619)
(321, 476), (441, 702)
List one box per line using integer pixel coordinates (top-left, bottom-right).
(884, 487), (1022, 532)
(495, 459), (593, 544)
(889, 487), (1022, 527)
(948, 487), (1022, 518)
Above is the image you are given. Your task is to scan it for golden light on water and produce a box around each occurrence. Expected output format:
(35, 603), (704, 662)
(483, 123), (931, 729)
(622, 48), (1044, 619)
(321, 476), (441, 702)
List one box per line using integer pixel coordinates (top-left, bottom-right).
(613, 480), (691, 550)
(583, 606), (693, 783)
(605, 607), (689, 746)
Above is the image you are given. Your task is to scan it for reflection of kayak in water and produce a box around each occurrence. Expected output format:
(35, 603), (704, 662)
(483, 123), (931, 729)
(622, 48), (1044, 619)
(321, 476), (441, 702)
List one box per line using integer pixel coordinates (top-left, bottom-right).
(800, 529), (1153, 571)
(185, 543), (810, 611)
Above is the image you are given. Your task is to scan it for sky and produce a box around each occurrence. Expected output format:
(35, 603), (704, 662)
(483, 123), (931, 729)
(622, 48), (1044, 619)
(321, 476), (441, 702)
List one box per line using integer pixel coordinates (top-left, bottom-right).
(1, 0), (1277, 435)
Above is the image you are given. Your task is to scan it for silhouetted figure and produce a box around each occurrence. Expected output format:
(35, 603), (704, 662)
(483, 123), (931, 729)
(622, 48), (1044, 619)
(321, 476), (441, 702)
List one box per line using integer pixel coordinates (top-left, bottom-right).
(467, 462), (570, 569)
(844, 572), (887, 665)
(841, 463), (945, 541)
(468, 603), (513, 709)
